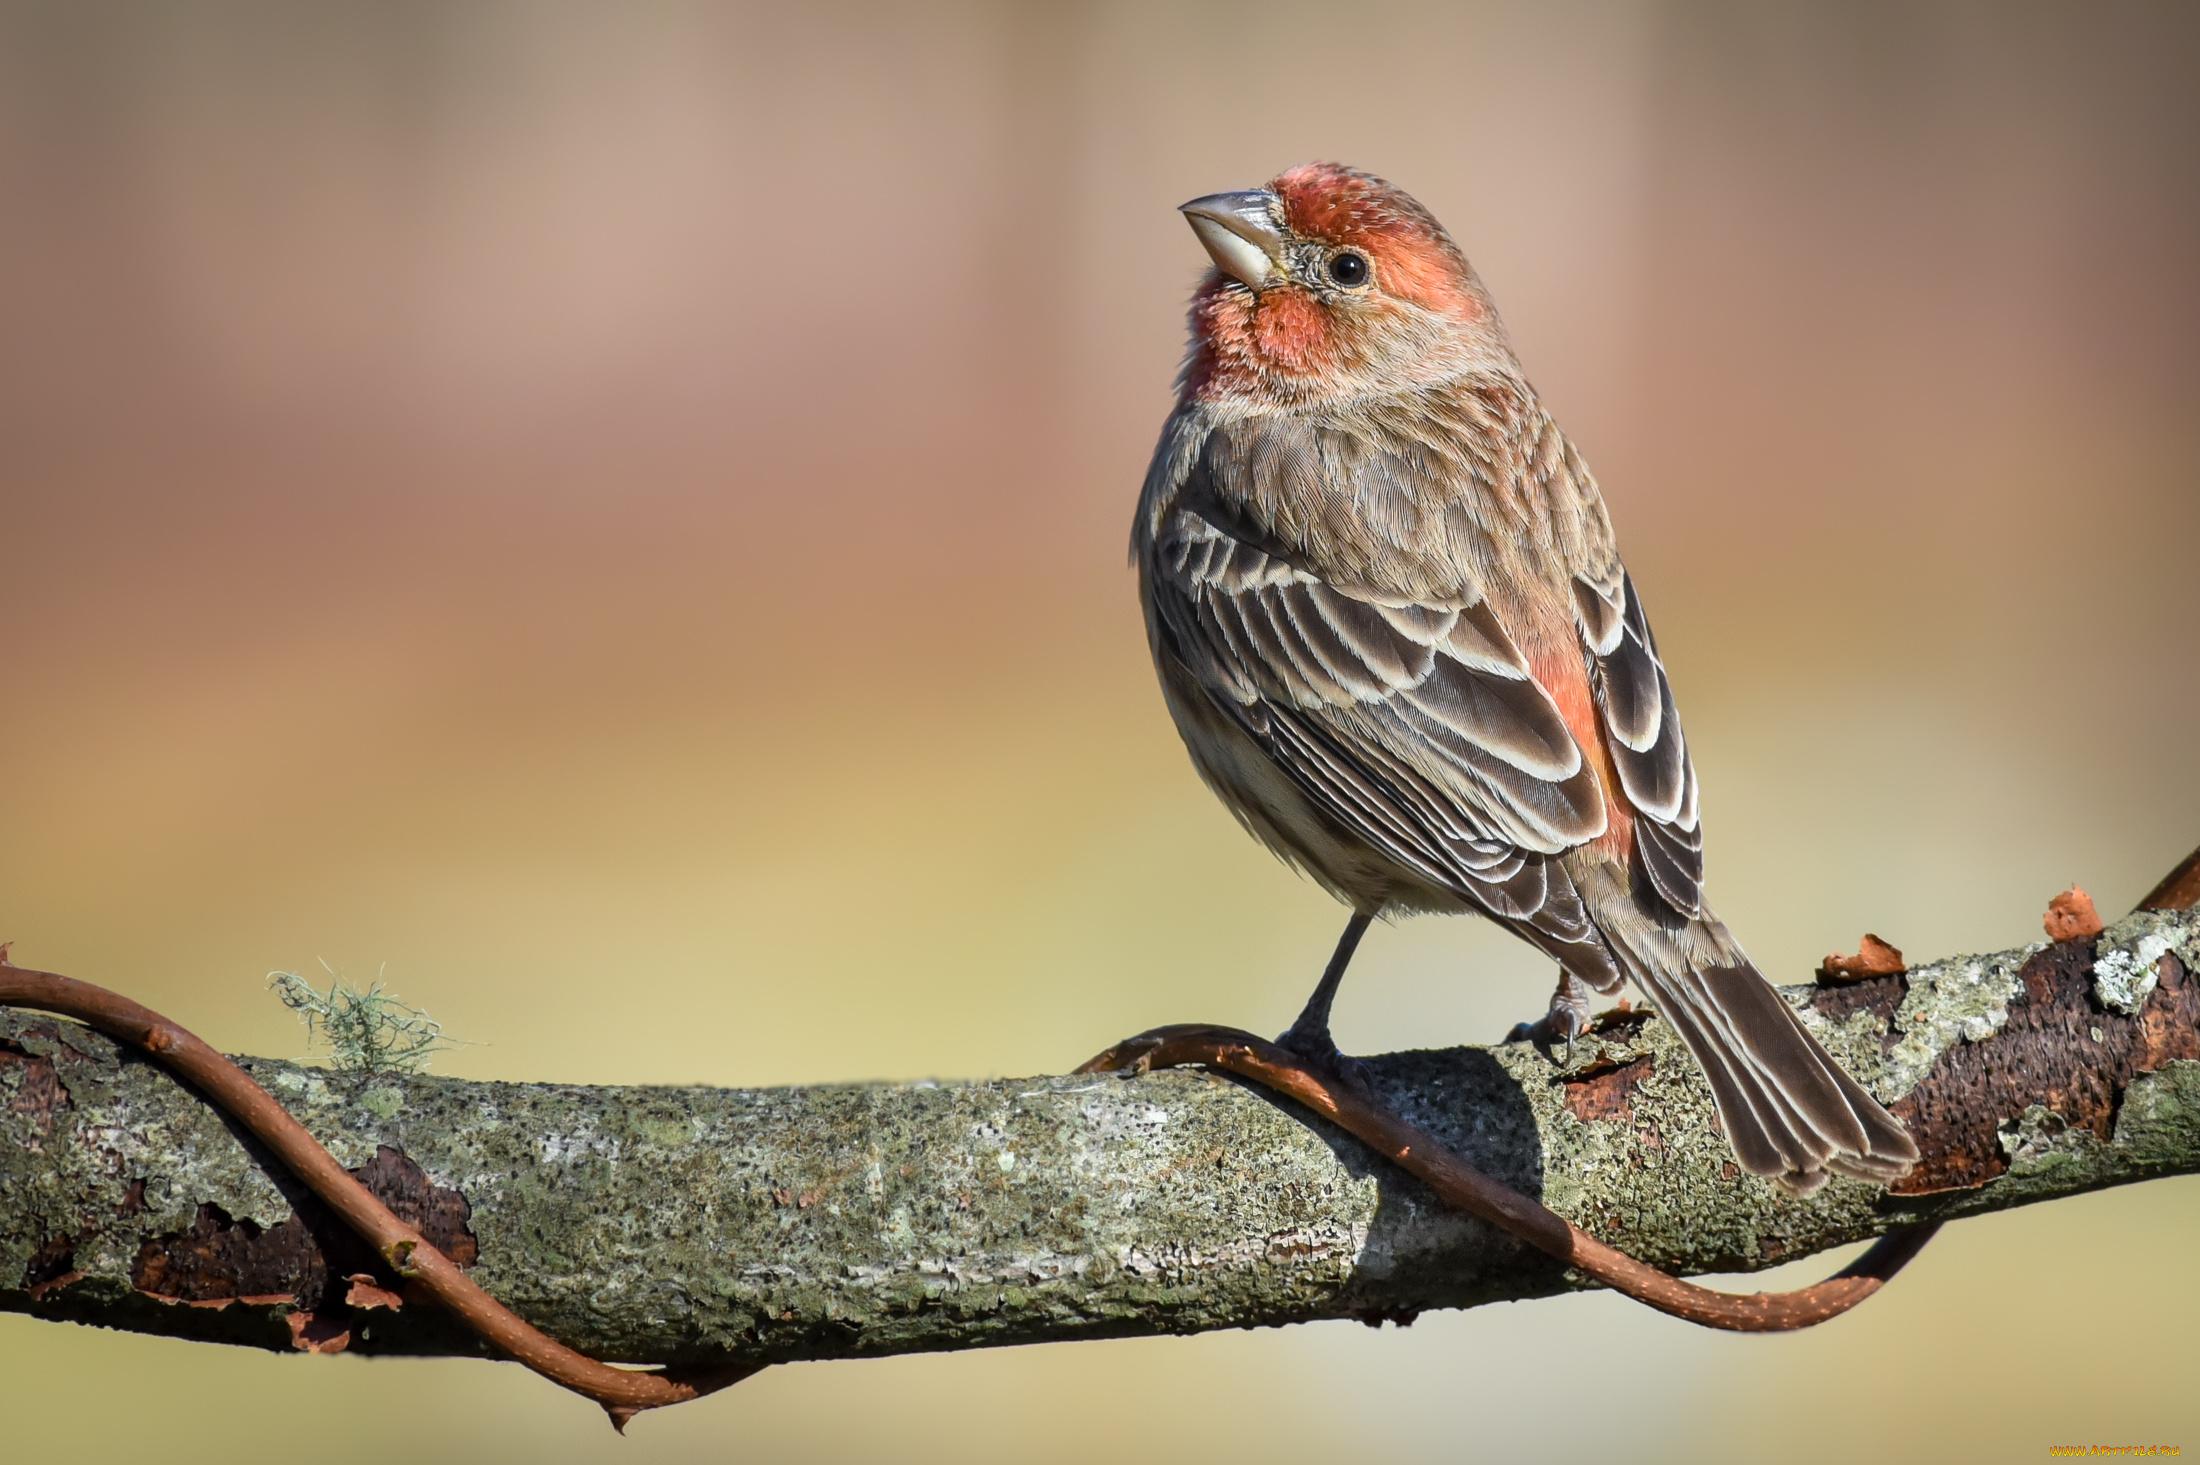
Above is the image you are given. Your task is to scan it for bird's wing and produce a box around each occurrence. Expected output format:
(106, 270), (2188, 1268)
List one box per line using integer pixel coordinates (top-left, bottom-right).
(1572, 564), (1704, 917)
(1145, 419), (1614, 970)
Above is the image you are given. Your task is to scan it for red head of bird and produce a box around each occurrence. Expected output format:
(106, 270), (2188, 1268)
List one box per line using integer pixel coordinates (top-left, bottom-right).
(1178, 162), (1517, 407)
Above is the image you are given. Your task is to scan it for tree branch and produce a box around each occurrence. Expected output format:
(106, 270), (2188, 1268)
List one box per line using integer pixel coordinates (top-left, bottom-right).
(5, 905), (2197, 1374)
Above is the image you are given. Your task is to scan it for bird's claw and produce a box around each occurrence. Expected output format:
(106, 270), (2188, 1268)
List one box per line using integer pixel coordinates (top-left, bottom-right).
(1506, 1009), (1586, 1068)
(1274, 1024), (1377, 1100)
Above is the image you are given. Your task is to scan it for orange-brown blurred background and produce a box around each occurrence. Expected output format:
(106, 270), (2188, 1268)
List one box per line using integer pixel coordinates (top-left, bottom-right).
(3, 3), (2196, 1460)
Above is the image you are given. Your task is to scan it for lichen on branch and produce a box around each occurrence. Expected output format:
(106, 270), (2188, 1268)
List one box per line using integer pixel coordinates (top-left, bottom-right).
(268, 963), (461, 1074)
(4, 910), (2197, 1370)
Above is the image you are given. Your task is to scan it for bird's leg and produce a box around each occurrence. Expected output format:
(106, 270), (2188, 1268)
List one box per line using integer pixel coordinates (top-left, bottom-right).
(1276, 911), (1375, 1090)
(1507, 968), (1595, 1064)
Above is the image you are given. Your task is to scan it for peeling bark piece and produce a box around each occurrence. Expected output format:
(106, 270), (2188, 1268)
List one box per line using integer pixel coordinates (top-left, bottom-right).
(287, 1310), (353, 1353)
(2136, 955), (2194, 1067)
(1, 1032), (72, 1129)
(348, 1146), (479, 1267)
(133, 1204), (310, 1306)
(21, 1231), (85, 1297)
(2045, 886), (2105, 942)
(1819, 934), (1906, 982)
(23, 1269), (84, 1302)
(1586, 1000), (1647, 1038)
(131, 1147), (476, 1314)
(1809, 971), (1907, 1049)
(1562, 1055), (1654, 1122)
(345, 1274), (404, 1311)
(1889, 939), (2200, 1194)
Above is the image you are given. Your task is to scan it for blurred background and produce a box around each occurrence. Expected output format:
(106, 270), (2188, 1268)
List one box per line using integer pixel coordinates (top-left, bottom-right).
(2, 1), (2195, 1459)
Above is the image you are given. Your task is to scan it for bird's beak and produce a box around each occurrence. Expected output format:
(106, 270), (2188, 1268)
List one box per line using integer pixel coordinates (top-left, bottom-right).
(1180, 190), (1287, 289)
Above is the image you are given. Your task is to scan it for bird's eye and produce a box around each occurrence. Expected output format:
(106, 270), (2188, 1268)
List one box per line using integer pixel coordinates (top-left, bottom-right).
(1326, 250), (1370, 288)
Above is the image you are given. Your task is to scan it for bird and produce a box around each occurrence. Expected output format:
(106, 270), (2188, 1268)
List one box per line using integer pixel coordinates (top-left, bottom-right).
(1132, 162), (1918, 1195)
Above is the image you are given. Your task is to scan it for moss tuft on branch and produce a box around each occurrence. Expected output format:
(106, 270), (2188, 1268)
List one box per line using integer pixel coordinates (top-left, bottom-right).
(268, 963), (462, 1074)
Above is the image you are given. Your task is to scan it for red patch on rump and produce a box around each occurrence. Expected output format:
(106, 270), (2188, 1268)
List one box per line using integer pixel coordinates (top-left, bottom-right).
(1524, 623), (1632, 863)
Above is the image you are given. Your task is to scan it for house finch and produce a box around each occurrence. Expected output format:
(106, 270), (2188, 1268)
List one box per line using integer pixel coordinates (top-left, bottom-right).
(1135, 163), (1916, 1194)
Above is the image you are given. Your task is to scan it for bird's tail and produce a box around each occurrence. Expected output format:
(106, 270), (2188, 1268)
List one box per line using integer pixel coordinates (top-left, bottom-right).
(1615, 921), (1918, 1195)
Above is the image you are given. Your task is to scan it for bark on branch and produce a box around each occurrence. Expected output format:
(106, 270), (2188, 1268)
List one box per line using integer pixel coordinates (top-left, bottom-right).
(4, 906), (2198, 1371)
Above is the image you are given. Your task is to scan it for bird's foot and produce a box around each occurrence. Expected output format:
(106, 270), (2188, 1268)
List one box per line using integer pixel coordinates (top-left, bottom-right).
(1274, 1021), (1376, 1099)
(1505, 967), (1598, 1066)
(1505, 1003), (1591, 1069)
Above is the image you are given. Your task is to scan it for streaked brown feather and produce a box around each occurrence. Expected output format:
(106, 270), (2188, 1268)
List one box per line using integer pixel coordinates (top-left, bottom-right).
(1143, 400), (1620, 957)
(1580, 571), (1704, 916)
